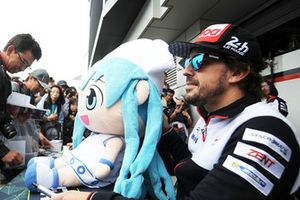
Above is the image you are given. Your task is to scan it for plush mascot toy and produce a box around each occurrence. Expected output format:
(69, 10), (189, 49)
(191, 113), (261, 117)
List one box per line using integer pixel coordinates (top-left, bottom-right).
(25, 39), (176, 200)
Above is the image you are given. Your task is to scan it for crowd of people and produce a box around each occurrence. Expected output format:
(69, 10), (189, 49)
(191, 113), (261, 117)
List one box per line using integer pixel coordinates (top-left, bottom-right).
(0, 23), (299, 200)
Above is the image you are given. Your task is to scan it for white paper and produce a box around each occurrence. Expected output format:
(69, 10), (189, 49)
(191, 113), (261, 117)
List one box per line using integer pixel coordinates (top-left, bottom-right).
(7, 92), (47, 111)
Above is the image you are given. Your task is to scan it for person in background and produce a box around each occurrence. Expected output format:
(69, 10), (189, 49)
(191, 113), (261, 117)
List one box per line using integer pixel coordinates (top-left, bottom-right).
(52, 23), (300, 200)
(261, 80), (288, 116)
(37, 85), (65, 140)
(62, 97), (78, 145)
(0, 34), (41, 183)
(65, 86), (78, 99)
(48, 77), (55, 88)
(61, 86), (78, 140)
(162, 88), (176, 119)
(57, 80), (71, 118)
(9, 69), (52, 150)
(57, 80), (68, 95)
(162, 71), (170, 95)
(159, 97), (192, 176)
(169, 98), (192, 142)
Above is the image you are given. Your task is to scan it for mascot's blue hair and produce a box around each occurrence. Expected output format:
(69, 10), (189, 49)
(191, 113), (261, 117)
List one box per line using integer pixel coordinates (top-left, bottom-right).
(72, 56), (175, 200)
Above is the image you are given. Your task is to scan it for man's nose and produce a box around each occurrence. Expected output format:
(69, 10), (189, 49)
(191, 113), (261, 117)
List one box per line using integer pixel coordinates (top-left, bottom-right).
(183, 65), (194, 76)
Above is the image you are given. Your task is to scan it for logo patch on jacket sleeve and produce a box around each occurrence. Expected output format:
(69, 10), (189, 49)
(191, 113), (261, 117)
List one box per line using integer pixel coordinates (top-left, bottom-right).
(234, 142), (285, 178)
(242, 128), (291, 161)
(223, 155), (274, 196)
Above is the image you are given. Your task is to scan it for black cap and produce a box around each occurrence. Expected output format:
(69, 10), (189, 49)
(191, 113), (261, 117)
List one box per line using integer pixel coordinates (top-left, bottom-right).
(57, 80), (68, 87)
(169, 24), (265, 72)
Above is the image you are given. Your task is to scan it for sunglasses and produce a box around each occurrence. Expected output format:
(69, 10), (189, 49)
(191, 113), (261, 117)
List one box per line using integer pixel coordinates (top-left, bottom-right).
(181, 53), (221, 71)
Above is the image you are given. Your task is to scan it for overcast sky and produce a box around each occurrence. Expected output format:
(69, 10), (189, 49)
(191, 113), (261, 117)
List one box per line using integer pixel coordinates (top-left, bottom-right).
(0, 0), (90, 87)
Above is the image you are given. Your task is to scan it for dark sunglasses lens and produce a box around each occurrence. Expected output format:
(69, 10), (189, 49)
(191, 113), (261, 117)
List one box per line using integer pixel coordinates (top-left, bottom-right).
(183, 53), (205, 70)
(184, 58), (190, 68)
(191, 54), (204, 70)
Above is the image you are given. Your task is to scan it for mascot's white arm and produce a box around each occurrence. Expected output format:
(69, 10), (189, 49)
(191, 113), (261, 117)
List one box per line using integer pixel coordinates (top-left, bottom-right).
(94, 137), (124, 178)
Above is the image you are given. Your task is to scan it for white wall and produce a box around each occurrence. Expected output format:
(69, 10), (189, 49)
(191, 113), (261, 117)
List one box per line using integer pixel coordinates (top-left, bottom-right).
(276, 79), (300, 132)
(272, 49), (300, 133)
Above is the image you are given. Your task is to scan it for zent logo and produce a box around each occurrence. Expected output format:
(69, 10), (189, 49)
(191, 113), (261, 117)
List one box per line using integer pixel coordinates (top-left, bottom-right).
(247, 149), (275, 167)
(233, 142), (285, 179)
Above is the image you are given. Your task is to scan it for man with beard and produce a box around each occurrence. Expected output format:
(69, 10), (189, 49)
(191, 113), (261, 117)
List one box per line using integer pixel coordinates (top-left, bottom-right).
(51, 24), (299, 200)
(163, 23), (300, 200)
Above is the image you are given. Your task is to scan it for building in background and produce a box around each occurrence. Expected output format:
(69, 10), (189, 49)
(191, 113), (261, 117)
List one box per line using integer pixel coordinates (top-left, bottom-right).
(88, 0), (300, 132)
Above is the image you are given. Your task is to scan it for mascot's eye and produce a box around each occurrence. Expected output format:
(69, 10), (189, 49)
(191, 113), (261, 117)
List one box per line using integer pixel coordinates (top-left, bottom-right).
(84, 84), (104, 111)
(86, 88), (97, 110)
(85, 85), (103, 110)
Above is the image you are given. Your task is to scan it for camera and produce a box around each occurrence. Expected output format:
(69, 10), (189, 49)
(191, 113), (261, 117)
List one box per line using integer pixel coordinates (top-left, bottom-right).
(0, 114), (17, 139)
(1, 121), (17, 139)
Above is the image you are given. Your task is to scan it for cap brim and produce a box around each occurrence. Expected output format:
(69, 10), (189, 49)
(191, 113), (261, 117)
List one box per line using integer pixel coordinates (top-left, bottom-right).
(169, 41), (200, 58)
(169, 41), (226, 58)
(38, 80), (49, 90)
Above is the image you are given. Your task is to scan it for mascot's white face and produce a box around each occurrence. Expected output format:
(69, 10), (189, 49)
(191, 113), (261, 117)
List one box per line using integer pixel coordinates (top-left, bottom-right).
(77, 76), (124, 135)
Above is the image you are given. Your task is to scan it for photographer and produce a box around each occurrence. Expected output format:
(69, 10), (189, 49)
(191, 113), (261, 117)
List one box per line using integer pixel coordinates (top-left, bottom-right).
(169, 98), (192, 143)
(0, 34), (41, 183)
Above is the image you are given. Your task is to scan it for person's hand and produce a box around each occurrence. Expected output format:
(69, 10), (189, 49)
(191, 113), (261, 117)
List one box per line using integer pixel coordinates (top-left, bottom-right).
(66, 142), (72, 149)
(38, 132), (53, 149)
(162, 113), (172, 132)
(173, 126), (184, 132)
(174, 105), (182, 114)
(69, 114), (75, 121)
(1, 150), (23, 166)
(51, 191), (92, 200)
(48, 113), (58, 121)
(182, 110), (190, 118)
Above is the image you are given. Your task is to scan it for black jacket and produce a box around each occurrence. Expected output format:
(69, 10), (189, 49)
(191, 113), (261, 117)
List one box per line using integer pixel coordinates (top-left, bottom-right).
(0, 57), (12, 160)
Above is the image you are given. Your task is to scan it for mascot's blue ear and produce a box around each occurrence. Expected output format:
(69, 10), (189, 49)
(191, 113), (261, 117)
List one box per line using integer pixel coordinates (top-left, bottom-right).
(72, 114), (86, 148)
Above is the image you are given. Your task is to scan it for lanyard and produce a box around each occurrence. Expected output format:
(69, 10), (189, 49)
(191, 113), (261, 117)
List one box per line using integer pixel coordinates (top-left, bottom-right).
(51, 104), (58, 114)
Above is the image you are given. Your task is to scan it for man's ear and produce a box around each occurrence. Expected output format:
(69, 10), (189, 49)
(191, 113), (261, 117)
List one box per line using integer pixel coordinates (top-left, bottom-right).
(136, 80), (149, 105)
(6, 45), (16, 56)
(228, 66), (250, 83)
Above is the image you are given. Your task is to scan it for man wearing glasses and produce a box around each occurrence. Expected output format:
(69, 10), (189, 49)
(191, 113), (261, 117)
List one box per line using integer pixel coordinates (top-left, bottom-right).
(0, 34), (41, 183)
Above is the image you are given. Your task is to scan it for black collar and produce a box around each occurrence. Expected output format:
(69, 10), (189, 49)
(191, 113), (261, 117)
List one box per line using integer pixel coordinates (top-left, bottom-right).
(198, 95), (260, 122)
